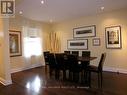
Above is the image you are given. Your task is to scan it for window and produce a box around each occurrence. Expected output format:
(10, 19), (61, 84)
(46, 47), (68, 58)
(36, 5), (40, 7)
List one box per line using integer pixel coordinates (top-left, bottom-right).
(24, 37), (42, 57)
(23, 27), (42, 57)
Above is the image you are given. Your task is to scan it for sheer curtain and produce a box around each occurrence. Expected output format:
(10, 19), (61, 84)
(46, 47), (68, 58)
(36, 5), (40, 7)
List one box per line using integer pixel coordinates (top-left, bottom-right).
(22, 26), (43, 66)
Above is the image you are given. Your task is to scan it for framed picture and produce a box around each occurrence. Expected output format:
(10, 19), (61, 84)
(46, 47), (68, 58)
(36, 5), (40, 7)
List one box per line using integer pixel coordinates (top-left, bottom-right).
(67, 39), (88, 50)
(9, 30), (22, 57)
(105, 26), (122, 49)
(73, 25), (96, 38)
(93, 38), (100, 46)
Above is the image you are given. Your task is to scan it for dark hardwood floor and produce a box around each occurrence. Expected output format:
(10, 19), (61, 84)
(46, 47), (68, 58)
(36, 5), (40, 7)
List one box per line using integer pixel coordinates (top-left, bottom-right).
(0, 66), (127, 95)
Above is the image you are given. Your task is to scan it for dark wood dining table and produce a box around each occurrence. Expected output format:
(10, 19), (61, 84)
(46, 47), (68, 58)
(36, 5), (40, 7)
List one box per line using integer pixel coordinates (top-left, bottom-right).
(78, 56), (97, 62)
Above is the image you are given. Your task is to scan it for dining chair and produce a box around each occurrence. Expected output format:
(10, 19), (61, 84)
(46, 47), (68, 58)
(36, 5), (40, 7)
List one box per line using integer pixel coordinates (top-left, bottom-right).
(67, 54), (82, 82)
(82, 51), (91, 57)
(43, 51), (50, 74)
(81, 51), (91, 69)
(43, 51), (50, 64)
(72, 51), (79, 56)
(64, 51), (70, 54)
(88, 53), (106, 88)
(55, 53), (67, 80)
(47, 53), (58, 79)
(81, 51), (91, 83)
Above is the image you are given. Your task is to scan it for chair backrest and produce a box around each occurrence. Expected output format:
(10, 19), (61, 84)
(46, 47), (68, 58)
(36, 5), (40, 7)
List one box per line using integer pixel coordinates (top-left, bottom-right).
(67, 54), (78, 69)
(72, 51), (79, 56)
(82, 51), (90, 57)
(43, 51), (50, 63)
(82, 51), (91, 65)
(64, 51), (70, 54)
(47, 53), (57, 68)
(55, 53), (65, 68)
(98, 53), (106, 71)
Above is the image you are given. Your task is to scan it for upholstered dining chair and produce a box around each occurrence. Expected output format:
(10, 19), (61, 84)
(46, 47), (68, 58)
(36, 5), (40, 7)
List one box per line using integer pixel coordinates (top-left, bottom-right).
(43, 51), (50, 64)
(43, 51), (50, 73)
(55, 53), (67, 80)
(82, 51), (91, 57)
(81, 51), (91, 82)
(82, 51), (91, 64)
(67, 54), (82, 82)
(72, 51), (79, 56)
(64, 51), (70, 54)
(88, 53), (106, 88)
(47, 53), (58, 79)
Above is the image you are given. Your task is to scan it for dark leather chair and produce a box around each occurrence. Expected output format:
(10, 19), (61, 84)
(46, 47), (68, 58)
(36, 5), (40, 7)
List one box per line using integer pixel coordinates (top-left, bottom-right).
(43, 51), (50, 64)
(81, 51), (91, 82)
(67, 54), (82, 82)
(88, 53), (106, 88)
(82, 51), (91, 65)
(55, 53), (67, 80)
(43, 51), (50, 74)
(47, 53), (58, 79)
(64, 51), (70, 54)
(72, 51), (79, 56)
(82, 51), (90, 57)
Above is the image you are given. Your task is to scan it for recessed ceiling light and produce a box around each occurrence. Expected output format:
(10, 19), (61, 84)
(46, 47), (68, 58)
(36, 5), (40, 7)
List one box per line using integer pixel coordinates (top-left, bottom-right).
(19, 11), (23, 14)
(101, 7), (104, 10)
(41, 0), (44, 4)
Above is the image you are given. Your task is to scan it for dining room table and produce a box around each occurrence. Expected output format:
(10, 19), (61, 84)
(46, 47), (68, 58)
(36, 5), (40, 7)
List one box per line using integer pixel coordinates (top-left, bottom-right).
(78, 56), (97, 62)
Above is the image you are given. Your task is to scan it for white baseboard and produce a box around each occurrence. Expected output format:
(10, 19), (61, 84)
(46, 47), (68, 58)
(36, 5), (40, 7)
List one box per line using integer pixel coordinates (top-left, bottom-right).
(0, 77), (12, 86)
(104, 66), (127, 74)
(11, 63), (44, 73)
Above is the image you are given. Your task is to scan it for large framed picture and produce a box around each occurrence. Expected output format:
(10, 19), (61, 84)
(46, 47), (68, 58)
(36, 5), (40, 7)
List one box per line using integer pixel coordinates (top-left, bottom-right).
(67, 39), (88, 50)
(9, 30), (22, 57)
(105, 26), (122, 49)
(73, 25), (96, 38)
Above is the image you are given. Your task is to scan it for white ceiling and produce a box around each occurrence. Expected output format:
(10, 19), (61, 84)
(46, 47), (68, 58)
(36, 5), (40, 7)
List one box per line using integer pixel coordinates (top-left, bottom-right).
(16, 0), (127, 23)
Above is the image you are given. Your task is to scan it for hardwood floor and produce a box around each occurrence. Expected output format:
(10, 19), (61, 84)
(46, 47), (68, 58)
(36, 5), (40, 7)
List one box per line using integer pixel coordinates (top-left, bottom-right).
(0, 66), (127, 95)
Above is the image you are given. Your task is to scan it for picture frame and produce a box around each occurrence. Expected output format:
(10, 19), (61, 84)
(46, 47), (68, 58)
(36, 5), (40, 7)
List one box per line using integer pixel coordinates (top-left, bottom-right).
(73, 25), (96, 38)
(93, 38), (100, 46)
(105, 26), (122, 49)
(9, 30), (22, 57)
(67, 39), (88, 50)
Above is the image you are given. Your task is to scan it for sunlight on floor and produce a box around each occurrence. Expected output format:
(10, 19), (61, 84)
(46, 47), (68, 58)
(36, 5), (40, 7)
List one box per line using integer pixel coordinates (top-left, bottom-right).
(26, 75), (42, 93)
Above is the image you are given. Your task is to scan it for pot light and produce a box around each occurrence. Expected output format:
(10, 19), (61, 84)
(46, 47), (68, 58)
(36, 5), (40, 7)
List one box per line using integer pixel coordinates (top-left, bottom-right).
(41, 0), (44, 4)
(19, 11), (23, 14)
(101, 7), (104, 10)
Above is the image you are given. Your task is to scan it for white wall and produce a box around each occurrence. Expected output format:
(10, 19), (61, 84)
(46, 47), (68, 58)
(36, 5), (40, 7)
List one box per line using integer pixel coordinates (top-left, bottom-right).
(0, 18), (12, 85)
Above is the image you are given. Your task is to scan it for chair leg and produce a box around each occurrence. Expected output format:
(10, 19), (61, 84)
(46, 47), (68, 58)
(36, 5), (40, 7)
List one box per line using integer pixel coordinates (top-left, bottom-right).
(69, 71), (73, 81)
(49, 68), (52, 77)
(88, 71), (91, 88)
(100, 72), (103, 88)
(45, 65), (50, 79)
(98, 73), (100, 88)
(55, 69), (59, 80)
(63, 70), (66, 80)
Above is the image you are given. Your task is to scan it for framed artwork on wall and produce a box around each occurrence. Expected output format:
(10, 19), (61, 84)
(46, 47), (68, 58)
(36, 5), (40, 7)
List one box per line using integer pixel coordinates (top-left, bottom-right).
(73, 25), (96, 38)
(105, 26), (122, 49)
(9, 30), (22, 57)
(67, 39), (88, 50)
(93, 38), (100, 46)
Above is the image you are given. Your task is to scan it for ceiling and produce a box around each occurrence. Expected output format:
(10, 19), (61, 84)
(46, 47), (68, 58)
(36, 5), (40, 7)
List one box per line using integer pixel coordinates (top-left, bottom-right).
(15, 0), (127, 23)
